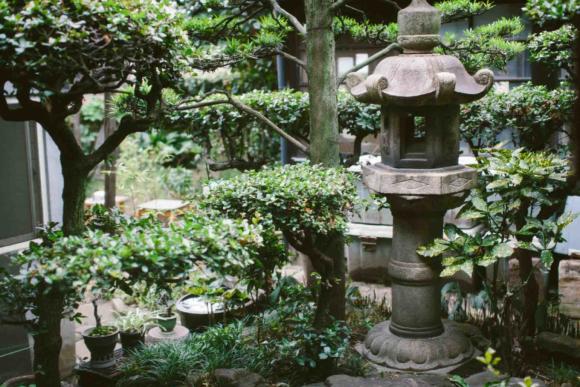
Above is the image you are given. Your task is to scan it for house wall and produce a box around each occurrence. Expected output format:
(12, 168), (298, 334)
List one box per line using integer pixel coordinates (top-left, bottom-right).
(0, 120), (70, 382)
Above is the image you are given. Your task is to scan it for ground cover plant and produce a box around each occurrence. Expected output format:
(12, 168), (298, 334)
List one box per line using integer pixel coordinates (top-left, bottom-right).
(118, 278), (385, 387)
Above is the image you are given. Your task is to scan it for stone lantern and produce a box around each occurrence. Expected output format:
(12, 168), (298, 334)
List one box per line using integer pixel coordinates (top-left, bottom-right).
(346, 0), (494, 372)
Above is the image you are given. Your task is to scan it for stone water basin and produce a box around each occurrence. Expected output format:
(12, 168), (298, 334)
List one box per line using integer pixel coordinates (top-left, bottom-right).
(176, 294), (251, 331)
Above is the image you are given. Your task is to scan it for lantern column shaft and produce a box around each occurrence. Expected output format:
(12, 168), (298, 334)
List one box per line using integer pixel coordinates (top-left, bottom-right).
(389, 201), (445, 338)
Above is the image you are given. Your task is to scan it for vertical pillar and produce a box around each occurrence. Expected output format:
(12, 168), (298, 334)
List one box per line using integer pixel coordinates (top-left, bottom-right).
(388, 197), (445, 339)
(361, 178), (477, 371)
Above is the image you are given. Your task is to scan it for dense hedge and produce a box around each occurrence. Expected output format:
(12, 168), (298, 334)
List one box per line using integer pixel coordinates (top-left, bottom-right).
(148, 90), (380, 170)
(133, 84), (574, 170)
(460, 82), (575, 153)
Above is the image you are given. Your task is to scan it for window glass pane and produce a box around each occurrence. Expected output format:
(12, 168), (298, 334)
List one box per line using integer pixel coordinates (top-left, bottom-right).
(0, 120), (36, 245)
(494, 50), (531, 80)
(440, 20), (469, 38)
(355, 53), (369, 74)
(337, 56), (354, 75)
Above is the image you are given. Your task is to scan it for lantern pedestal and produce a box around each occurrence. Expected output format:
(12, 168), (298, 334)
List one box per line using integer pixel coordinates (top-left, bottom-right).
(360, 172), (477, 372)
(363, 320), (474, 372)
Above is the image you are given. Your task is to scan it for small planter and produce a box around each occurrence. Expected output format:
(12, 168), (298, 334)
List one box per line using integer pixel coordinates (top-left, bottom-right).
(2, 375), (36, 387)
(119, 330), (145, 352)
(82, 326), (119, 369)
(156, 313), (178, 333)
(176, 294), (253, 331)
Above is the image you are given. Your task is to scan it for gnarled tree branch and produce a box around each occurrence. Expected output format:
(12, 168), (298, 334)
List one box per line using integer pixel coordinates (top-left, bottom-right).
(267, 0), (307, 35)
(337, 42), (401, 85)
(86, 115), (151, 168)
(225, 93), (310, 154)
(276, 50), (307, 70)
(330, 0), (349, 12)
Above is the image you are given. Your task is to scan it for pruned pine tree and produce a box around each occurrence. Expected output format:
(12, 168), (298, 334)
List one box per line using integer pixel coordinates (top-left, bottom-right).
(250, 0), (526, 333)
(0, 0), (288, 236)
(525, 0), (579, 191)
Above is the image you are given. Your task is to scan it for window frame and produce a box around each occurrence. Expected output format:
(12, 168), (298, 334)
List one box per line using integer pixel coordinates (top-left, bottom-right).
(0, 117), (44, 249)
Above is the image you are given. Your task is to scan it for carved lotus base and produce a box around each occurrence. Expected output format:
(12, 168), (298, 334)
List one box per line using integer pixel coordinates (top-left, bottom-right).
(363, 320), (475, 371)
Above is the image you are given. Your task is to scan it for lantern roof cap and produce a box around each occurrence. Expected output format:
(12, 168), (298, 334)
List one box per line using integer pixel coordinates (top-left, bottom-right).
(346, 0), (494, 106)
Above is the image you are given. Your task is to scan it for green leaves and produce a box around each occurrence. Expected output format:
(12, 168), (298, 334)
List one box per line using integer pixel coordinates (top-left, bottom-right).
(419, 148), (573, 278)
(491, 242), (513, 258)
(439, 17), (526, 73)
(524, 0), (580, 25)
(202, 163), (357, 239)
(0, 206), (273, 328)
(528, 24), (577, 74)
(417, 239), (449, 258)
(436, 0), (493, 23)
(152, 89), (380, 171)
(459, 82), (574, 154)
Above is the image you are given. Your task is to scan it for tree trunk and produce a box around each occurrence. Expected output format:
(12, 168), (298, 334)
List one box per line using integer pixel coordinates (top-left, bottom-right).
(313, 233), (346, 327)
(530, 23), (559, 90)
(516, 248), (539, 336)
(61, 156), (89, 236)
(305, 0), (340, 167)
(33, 291), (65, 387)
(573, 20), (580, 191)
(103, 93), (118, 209)
(351, 134), (363, 166)
(304, 0), (346, 331)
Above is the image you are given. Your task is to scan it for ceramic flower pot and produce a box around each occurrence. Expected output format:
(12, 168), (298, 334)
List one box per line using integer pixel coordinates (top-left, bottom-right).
(82, 326), (119, 369)
(156, 313), (177, 333)
(119, 330), (145, 352)
(2, 374), (36, 387)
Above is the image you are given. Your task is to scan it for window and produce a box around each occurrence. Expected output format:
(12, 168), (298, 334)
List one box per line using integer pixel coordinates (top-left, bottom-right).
(0, 118), (43, 247)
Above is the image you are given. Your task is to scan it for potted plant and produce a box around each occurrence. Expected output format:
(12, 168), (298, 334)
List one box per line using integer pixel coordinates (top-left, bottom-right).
(0, 227), (125, 387)
(81, 297), (119, 369)
(114, 308), (152, 352)
(155, 290), (178, 334)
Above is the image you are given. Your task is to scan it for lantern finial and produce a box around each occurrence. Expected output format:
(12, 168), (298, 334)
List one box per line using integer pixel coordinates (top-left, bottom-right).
(397, 0), (441, 53)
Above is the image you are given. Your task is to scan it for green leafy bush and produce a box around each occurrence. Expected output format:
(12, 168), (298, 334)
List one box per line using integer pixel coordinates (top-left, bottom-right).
(201, 163), (356, 241)
(460, 83), (575, 152)
(528, 24), (577, 75)
(524, 0), (580, 25)
(150, 90), (381, 170)
(0, 207), (271, 387)
(261, 277), (351, 372)
(419, 149), (571, 275)
(418, 149), (574, 369)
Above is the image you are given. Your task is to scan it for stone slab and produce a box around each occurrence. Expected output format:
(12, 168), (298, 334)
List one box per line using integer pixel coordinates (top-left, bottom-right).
(213, 368), (268, 387)
(362, 164), (477, 196)
(558, 259), (580, 319)
(536, 331), (580, 360)
(146, 325), (189, 344)
(315, 374), (453, 387)
(464, 371), (547, 387)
